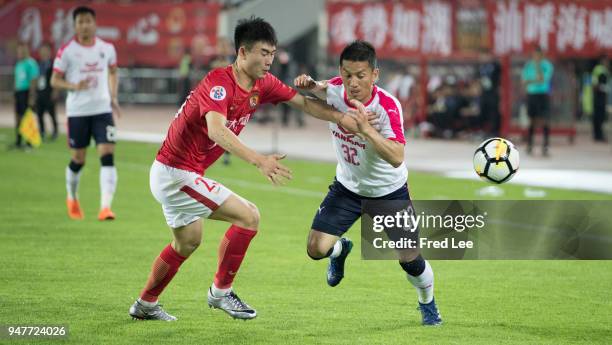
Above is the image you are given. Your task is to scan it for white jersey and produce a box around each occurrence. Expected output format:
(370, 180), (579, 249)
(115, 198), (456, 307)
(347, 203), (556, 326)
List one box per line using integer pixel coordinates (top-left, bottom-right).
(326, 76), (408, 197)
(53, 37), (117, 117)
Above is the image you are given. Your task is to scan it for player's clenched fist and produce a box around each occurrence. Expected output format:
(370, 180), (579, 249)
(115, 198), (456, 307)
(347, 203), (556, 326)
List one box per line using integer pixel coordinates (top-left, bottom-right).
(293, 74), (327, 92)
(256, 154), (293, 186)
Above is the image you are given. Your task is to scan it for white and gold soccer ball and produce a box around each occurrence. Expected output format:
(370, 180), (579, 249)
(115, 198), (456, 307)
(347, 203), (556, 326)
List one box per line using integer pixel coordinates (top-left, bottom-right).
(473, 138), (519, 184)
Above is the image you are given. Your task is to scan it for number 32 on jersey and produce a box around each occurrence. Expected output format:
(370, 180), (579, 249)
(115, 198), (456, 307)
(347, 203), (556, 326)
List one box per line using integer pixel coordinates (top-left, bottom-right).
(341, 144), (360, 166)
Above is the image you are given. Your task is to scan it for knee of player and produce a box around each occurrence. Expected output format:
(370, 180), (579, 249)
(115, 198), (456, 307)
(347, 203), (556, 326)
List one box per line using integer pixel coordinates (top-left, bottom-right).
(177, 238), (201, 256)
(306, 241), (327, 260)
(240, 202), (260, 230)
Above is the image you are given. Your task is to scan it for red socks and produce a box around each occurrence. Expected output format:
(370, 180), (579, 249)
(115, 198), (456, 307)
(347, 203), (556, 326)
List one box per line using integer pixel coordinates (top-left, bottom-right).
(214, 225), (257, 289)
(140, 244), (187, 302)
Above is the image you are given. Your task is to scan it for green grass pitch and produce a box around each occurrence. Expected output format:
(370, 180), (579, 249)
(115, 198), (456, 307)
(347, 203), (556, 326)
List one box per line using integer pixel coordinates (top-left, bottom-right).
(1, 128), (611, 344)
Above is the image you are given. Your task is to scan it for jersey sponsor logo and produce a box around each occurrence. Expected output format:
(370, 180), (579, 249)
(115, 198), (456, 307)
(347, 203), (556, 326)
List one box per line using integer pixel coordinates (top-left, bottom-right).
(210, 86), (226, 101)
(332, 129), (366, 149)
(225, 114), (251, 131)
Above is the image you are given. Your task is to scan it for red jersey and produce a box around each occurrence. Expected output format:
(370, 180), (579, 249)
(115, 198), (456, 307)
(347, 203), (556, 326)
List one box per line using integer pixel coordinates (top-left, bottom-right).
(156, 65), (297, 174)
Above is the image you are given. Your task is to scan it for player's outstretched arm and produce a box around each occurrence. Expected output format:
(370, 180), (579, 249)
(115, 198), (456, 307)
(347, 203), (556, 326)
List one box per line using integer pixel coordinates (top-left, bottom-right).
(347, 100), (405, 168)
(206, 111), (292, 185)
(284, 93), (379, 134)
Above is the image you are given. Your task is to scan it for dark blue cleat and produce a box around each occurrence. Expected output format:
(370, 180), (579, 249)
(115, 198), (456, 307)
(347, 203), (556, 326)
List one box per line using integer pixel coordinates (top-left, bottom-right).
(418, 298), (442, 326)
(327, 238), (353, 287)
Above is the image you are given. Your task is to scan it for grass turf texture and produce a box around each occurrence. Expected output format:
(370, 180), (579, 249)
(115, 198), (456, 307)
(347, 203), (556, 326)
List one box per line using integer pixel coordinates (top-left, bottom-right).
(1, 128), (611, 345)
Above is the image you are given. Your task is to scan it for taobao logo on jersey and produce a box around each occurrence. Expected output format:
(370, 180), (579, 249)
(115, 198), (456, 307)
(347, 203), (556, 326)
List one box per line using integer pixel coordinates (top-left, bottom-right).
(210, 86), (226, 101)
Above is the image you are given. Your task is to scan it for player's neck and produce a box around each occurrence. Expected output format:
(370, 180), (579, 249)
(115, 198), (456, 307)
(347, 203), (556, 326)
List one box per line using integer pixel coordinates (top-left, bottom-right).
(231, 62), (255, 91)
(76, 35), (95, 46)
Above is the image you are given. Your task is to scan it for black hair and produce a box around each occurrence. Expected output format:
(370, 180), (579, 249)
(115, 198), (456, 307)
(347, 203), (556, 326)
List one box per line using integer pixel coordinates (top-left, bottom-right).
(339, 40), (377, 69)
(73, 6), (95, 21)
(233, 16), (277, 54)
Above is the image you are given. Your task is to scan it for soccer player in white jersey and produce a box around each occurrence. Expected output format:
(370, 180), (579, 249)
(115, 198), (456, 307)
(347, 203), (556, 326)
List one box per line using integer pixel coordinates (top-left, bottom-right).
(51, 6), (121, 221)
(294, 41), (442, 326)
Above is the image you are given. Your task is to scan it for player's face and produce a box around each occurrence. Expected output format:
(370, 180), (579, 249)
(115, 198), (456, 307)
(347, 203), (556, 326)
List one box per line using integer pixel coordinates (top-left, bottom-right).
(242, 42), (276, 79)
(39, 45), (51, 60)
(339, 60), (379, 103)
(16, 44), (28, 60)
(74, 13), (96, 40)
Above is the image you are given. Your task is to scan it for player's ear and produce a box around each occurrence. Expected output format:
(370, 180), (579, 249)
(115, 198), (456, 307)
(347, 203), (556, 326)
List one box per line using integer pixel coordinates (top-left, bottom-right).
(373, 68), (380, 83)
(238, 46), (247, 60)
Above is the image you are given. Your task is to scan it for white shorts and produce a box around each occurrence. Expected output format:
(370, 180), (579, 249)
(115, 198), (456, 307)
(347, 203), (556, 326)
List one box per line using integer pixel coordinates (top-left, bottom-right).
(150, 160), (233, 228)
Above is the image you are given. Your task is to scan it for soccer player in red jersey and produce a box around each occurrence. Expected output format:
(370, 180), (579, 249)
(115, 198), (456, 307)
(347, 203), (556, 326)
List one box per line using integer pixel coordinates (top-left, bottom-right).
(129, 17), (369, 321)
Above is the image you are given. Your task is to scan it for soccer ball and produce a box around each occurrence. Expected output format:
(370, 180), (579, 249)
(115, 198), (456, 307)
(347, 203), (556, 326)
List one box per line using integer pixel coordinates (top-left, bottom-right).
(473, 138), (519, 184)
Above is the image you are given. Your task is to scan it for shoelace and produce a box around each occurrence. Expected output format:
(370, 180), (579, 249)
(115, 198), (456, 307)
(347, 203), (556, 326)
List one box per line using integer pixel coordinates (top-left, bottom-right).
(417, 305), (440, 319)
(226, 292), (249, 310)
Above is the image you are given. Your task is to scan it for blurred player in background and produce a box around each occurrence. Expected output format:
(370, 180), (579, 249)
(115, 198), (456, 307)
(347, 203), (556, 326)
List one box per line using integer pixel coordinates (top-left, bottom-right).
(522, 46), (554, 157)
(294, 40), (442, 326)
(128, 17), (369, 322)
(592, 55), (609, 142)
(36, 42), (58, 141)
(12, 42), (39, 150)
(51, 6), (121, 221)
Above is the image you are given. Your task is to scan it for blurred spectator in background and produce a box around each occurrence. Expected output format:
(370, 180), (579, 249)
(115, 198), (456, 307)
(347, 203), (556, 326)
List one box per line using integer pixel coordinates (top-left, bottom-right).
(522, 46), (554, 156)
(11, 42), (39, 150)
(387, 66), (416, 129)
(591, 55), (609, 142)
(177, 48), (192, 105)
(36, 42), (58, 141)
(478, 52), (501, 136)
(457, 79), (482, 134)
(426, 77), (461, 138)
(279, 52), (303, 128)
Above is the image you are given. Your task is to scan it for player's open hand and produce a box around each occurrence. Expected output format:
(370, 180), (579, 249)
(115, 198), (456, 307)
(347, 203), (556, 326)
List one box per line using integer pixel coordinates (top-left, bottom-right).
(366, 111), (381, 130)
(294, 74), (327, 92)
(347, 99), (374, 135)
(257, 154), (293, 186)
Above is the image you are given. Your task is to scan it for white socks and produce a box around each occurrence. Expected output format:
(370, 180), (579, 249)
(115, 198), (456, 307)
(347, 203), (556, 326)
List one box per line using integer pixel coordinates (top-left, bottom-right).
(329, 240), (343, 258)
(406, 260), (434, 304)
(100, 166), (117, 209)
(137, 298), (158, 307)
(66, 167), (82, 200)
(211, 283), (232, 297)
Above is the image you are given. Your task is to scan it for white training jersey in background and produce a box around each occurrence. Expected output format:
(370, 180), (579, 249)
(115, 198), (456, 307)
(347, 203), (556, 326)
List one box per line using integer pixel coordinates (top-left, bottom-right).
(53, 37), (117, 117)
(326, 76), (408, 197)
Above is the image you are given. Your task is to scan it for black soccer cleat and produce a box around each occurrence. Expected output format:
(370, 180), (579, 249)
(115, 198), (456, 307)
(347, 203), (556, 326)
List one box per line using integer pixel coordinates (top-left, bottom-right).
(326, 238), (353, 287)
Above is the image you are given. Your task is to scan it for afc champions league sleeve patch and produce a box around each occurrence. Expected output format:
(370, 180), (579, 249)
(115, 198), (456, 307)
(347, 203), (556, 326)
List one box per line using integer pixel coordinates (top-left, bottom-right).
(210, 86), (227, 101)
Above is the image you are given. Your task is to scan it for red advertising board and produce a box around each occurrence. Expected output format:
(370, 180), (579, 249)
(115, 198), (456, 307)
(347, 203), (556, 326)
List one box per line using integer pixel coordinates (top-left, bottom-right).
(487, 0), (612, 57)
(11, 1), (220, 67)
(327, 1), (454, 58)
(327, 0), (612, 58)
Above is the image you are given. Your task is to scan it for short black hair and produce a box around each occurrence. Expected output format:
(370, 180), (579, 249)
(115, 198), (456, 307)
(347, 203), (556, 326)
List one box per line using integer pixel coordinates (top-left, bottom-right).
(234, 16), (277, 54)
(339, 40), (377, 69)
(73, 6), (95, 21)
